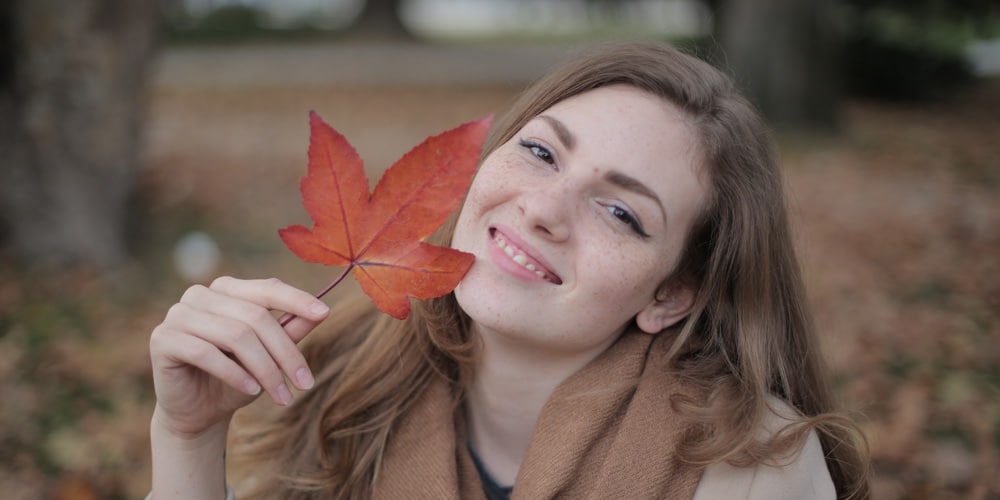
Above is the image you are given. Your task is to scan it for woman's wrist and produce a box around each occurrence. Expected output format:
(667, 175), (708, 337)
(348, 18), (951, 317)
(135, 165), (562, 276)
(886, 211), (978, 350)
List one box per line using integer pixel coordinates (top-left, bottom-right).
(151, 404), (231, 444)
(150, 407), (230, 500)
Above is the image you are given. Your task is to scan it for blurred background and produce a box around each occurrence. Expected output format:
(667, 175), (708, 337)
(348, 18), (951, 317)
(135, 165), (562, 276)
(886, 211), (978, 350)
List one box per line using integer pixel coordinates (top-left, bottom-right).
(1, 0), (997, 498)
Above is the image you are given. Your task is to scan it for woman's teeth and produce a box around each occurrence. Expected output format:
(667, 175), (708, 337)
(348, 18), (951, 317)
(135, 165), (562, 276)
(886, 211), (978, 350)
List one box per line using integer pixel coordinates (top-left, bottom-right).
(495, 233), (550, 280)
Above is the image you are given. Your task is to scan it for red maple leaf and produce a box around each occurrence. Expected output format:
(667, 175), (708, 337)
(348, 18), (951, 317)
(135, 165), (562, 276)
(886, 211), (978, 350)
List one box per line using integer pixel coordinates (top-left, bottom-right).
(279, 111), (491, 319)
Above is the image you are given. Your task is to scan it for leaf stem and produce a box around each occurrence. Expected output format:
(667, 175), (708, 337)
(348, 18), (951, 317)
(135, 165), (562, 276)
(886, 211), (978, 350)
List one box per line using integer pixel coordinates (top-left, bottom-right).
(279, 264), (354, 327)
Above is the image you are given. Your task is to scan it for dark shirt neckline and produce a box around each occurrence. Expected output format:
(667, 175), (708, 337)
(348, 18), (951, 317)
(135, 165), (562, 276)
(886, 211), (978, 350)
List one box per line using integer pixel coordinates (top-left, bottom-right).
(468, 441), (514, 500)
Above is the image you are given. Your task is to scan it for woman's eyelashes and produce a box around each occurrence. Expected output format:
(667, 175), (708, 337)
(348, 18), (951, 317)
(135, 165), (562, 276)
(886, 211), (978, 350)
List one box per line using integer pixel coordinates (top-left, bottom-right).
(603, 203), (650, 238)
(516, 136), (651, 239)
(518, 138), (555, 165)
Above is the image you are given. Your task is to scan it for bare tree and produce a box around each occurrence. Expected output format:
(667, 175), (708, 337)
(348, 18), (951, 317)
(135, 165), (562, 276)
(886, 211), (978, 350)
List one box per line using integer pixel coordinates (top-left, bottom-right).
(348, 0), (412, 40)
(713, 0), (841, 129)
(0, 0), (159, 270)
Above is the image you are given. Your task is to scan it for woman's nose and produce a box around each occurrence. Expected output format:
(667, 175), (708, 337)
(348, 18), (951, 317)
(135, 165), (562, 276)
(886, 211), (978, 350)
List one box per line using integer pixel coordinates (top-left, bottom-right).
(518, 181), (571, 242)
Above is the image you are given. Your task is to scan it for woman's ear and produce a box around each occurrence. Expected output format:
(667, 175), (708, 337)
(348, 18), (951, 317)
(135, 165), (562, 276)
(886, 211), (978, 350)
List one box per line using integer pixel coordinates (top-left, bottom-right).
(635, 284), (695, 334)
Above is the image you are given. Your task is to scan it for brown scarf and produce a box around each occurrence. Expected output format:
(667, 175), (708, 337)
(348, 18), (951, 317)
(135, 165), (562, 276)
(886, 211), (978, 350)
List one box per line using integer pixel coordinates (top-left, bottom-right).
(373, 330), (706, 499)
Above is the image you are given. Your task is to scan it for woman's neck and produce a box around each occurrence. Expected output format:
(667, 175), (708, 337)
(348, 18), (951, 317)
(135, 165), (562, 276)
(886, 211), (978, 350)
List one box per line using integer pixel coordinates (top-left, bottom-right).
(463, 327), (615, 486)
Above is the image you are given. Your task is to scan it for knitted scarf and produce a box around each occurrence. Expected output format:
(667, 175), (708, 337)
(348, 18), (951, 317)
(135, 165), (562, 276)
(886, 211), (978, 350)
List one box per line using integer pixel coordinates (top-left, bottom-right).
(373, 329), (706, 499)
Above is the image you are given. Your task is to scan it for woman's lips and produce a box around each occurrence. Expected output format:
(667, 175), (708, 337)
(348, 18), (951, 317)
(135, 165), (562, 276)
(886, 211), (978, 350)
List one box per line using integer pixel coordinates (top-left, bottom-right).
(488, 227), (562, 284)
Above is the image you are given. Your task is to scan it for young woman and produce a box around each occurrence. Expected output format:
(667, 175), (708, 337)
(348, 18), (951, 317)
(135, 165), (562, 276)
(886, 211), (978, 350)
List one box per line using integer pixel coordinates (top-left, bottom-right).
(149, 42), (870, 499)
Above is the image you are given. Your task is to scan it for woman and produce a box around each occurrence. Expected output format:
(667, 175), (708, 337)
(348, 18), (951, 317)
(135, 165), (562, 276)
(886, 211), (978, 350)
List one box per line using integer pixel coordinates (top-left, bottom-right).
(149, 42), (870, 499)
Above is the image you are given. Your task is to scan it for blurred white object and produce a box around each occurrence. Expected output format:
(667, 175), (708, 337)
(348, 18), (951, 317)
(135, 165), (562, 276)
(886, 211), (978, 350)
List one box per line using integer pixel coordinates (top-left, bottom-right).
(173, 231), (221, 282)
(967, 39), (1000, 76)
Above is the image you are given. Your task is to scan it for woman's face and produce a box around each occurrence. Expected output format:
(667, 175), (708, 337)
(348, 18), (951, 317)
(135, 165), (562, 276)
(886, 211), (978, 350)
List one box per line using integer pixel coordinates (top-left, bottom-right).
(452, 85), (707, 358)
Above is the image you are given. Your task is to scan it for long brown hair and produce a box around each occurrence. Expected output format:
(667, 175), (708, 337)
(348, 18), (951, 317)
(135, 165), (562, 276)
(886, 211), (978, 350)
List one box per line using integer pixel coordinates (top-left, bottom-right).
(231, 42), (870, 499)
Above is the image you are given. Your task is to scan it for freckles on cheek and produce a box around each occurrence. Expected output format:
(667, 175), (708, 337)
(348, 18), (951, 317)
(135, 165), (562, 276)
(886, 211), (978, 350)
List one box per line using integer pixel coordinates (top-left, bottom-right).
(589, 261), (632, 298)
(612, 253), (663, 296)
(463, 186), (489, 217)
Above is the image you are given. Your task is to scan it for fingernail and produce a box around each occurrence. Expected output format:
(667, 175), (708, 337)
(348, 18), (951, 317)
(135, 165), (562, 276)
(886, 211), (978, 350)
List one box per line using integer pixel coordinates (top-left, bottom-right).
(296, 367), (315, 390)
(308, 301), (329, 317)
(244, 379), (262, 396)
(276, 383), (293, 405)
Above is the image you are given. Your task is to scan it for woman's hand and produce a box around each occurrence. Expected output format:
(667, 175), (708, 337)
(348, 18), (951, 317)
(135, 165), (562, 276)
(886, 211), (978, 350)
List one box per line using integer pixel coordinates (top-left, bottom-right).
(149, 276), (330, 439)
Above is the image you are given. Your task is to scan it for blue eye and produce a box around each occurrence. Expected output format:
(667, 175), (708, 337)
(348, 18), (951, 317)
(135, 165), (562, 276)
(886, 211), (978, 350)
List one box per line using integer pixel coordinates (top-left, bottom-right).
(606, 205), (650, 238)
(518, 139), (554, 165)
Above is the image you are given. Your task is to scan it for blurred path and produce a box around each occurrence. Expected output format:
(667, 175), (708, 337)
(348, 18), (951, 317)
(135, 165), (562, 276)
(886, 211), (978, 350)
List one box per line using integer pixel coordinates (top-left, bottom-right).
(151, 41), (585, 87)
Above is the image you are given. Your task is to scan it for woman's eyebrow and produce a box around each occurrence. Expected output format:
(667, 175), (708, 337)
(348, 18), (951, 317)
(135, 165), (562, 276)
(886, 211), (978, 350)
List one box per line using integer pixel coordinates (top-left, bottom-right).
(605, 170), (667, 222)
(536, 114), (666, 223)
(538, 115), (575, 150)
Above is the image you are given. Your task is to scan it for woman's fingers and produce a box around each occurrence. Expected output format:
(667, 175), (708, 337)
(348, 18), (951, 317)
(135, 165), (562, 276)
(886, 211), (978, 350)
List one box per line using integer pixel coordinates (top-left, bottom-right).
(152, 327), (261, 398)
(167, 301), (301, 405)
(179, 284), (317, 393)
(208, 277), (328, 343)
(152, 276), (329, 408)
(277, 314), (323, 342)
(209, 276), (330, 340)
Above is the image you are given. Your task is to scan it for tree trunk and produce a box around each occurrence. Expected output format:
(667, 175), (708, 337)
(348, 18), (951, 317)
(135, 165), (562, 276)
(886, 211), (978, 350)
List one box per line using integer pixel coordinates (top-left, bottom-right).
(0, 0), (158, 270)
(347, 0), (411, 40)
(715, 0), (841, 129)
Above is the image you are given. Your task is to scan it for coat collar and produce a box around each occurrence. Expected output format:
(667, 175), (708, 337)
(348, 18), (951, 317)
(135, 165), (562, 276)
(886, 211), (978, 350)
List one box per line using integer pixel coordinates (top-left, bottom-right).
(375, 330), (704, 500)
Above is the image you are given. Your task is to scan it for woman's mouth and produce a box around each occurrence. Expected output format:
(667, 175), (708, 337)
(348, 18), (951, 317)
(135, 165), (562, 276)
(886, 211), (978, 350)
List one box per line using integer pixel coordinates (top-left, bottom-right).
(489, 228), (562, 284)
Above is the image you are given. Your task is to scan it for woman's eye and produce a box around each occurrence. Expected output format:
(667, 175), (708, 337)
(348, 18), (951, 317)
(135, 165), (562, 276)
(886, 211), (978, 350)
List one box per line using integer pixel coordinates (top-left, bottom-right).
(606, 205), (650, 238)
(518, 139), (554, 165)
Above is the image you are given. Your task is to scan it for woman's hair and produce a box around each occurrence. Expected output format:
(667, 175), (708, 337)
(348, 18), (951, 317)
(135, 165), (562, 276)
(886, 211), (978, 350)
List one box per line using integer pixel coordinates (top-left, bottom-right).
(231, 42), (870, 499)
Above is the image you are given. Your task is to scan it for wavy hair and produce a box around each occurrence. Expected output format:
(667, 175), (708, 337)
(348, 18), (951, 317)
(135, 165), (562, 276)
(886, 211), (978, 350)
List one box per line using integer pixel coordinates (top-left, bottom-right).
(231, 42), (870, 499)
